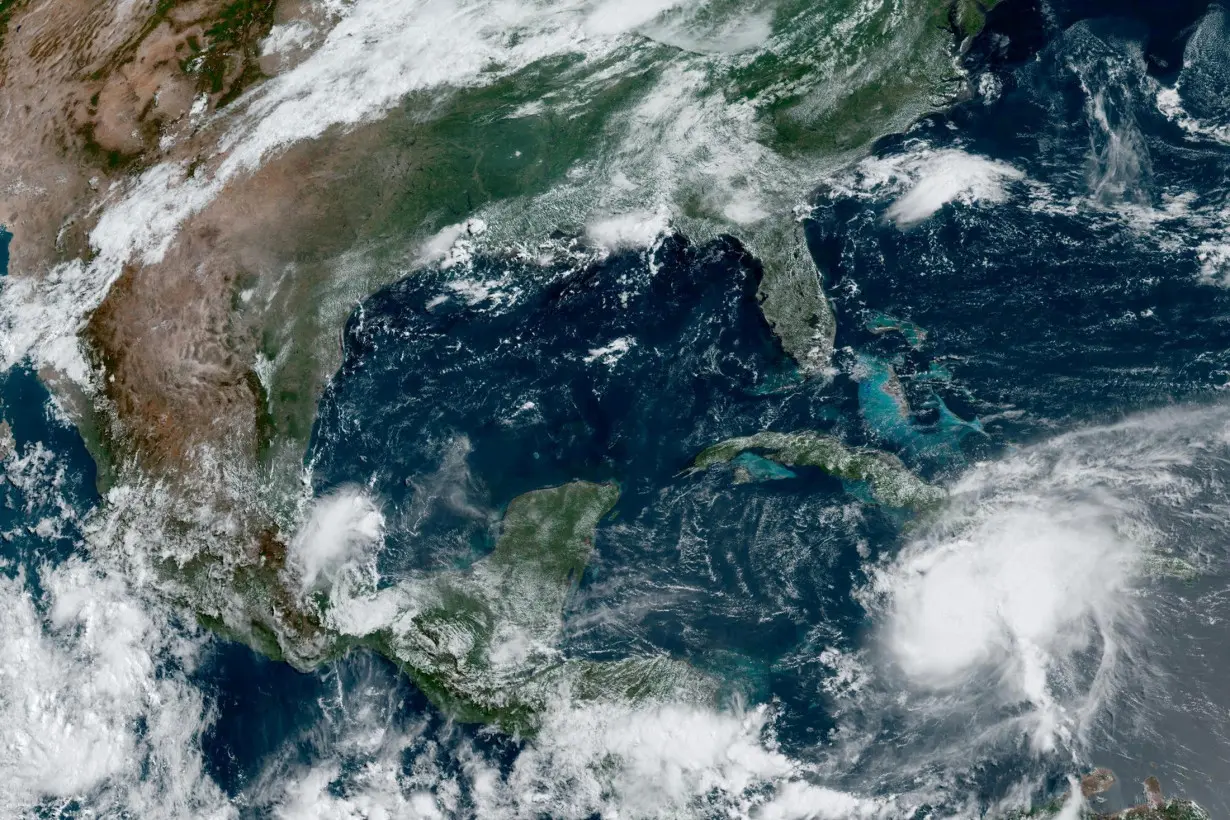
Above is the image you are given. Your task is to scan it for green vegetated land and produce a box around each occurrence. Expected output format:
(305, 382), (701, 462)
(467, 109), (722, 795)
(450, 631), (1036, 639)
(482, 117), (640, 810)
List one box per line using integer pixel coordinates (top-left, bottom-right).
(189, 481), (712, 733)
(691, 429), (945, 510)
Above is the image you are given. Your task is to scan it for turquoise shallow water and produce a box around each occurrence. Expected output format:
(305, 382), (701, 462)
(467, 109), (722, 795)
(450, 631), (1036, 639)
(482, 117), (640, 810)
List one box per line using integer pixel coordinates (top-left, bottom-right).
(5, 0), (1230, 815)
(288, 0), (1230, 810)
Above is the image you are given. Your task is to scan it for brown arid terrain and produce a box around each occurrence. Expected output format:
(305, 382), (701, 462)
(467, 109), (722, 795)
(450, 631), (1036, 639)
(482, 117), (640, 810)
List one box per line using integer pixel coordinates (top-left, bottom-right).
(3, 0), (635, 659)
(2, 0), (1001, 499)
(0, 0), (286, 464)
(6, 0), (1230, 813)
(1, 0), (285, 266)
(6, 0), (550, 490)
(1, 0), (1003, 660)
(0, 0), (359, 641)
(1, 0), (359, 483)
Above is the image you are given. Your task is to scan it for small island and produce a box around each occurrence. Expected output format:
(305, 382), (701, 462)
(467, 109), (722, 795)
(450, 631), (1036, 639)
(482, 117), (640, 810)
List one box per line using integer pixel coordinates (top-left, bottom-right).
(1017, 770), (1209, 819)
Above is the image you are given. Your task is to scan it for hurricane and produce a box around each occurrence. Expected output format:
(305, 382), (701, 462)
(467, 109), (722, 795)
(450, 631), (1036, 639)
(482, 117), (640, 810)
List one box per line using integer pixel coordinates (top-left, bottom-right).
(2, 0), (1230, 816)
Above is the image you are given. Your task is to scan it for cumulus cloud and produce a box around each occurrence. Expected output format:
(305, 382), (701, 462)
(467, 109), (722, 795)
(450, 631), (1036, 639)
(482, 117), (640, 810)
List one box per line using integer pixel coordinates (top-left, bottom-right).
(290, 487), (386, 592)
(845, 147), (1025, 228)
(0, 560), (227, 816)
(866, 404), (1230, 752)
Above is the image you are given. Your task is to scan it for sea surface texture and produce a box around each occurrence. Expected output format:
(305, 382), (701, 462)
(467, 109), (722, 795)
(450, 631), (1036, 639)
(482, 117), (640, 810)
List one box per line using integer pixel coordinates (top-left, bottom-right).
(2, 0), (1230, 816)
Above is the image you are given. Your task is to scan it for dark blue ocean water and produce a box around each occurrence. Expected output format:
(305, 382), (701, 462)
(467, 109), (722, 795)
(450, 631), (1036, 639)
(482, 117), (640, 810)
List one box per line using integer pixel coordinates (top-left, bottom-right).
(0, 368), (98, 582)
(5, 0), (1230, 815)
(292, 0), (1230, 811)
(0, 226), (12, 278)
